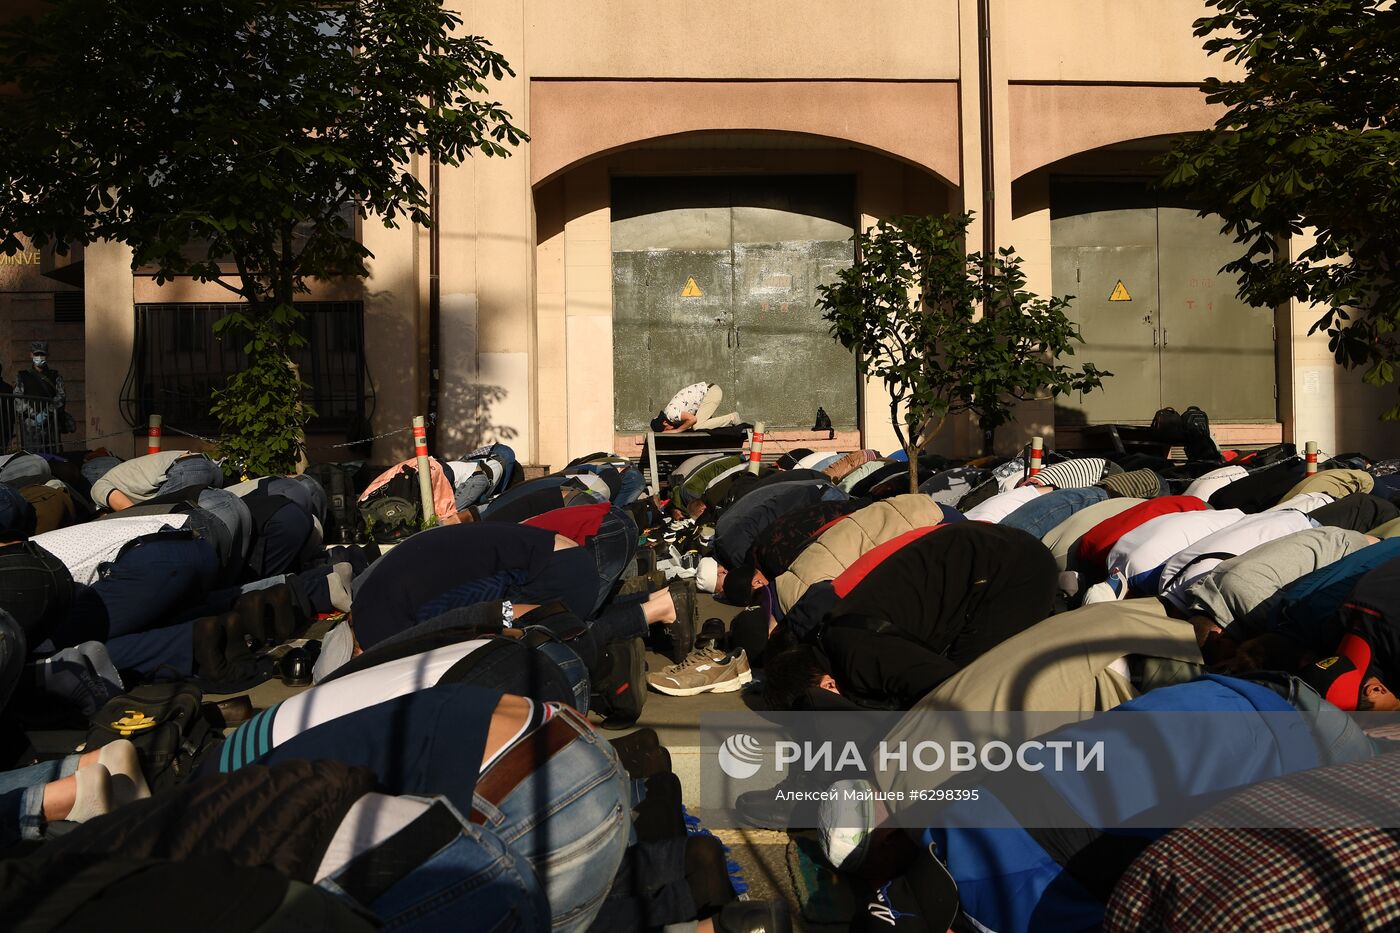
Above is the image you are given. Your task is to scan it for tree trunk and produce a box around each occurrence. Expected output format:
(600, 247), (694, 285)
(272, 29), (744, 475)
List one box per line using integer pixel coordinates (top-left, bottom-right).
(907, 447), (919, 495)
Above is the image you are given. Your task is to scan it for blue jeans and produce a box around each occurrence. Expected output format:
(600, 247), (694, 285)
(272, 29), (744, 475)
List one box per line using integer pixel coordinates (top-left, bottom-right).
(586, 507), (639, 613)
(291, 473), (329, 523)
(454, 473), (493, 509)
(81, 455), (122, 488)
(1001, 486), (1110, 540)
(319, 797), (550, 932)
(0, 754), (80, 845)
(530, 632), (591, 715)
(572, 464), (647, 507)
(159, 455), (222, 497)
(590, 591), (650, 644)
(472, 704), (631, 933)
(606, 465), (647, 506)
(196, 489), (253, 572)
(485, 443), (518, 497)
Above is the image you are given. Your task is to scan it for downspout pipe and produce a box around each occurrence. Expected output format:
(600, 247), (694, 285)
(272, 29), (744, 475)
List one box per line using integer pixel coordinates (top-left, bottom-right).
(427, 153), (441, 455)
(977, 0), (997, 454)
(977, 0), (995, 261)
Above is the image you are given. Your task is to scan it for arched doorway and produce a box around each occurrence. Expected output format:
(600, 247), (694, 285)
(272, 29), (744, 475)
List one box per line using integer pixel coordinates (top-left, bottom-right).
(533, 131), (955, 463)
(611, 173), (859, 432)
(1014, 136), (1280, 432)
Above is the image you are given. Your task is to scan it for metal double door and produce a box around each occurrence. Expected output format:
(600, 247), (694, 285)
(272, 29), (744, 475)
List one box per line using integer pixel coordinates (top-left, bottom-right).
(1050, 178), (1276, 423)
(611, 175), (859, 432)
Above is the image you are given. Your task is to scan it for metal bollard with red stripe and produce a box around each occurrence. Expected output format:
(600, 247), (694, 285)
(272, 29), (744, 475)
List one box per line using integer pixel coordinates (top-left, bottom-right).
(412, 415), (436, 527)
(146, 414), (163, 455)
(1029, 435), (1044, 476)
(747, 421), (766, 474)
(1305, 441), (1319, 475)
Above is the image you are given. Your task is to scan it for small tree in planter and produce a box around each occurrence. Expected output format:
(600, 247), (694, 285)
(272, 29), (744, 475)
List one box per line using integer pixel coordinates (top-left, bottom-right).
(817, 213), (1110, 494)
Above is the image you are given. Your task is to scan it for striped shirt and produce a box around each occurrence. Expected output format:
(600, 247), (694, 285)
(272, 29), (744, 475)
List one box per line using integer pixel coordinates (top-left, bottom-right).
(220, 640), (489, 771)
(1028, 458), (1115, 490)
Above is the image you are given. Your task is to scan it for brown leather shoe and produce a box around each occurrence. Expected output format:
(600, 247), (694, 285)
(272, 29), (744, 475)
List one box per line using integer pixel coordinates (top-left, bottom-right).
(208, 695), (255, 727)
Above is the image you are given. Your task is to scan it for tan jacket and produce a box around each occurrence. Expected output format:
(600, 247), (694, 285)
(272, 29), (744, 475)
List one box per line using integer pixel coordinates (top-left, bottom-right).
(1040, 497), (1143, 571)
(879, 598), (1203, 799)
(1280, 468), (1373, 504)
(775, 494), (944, 612)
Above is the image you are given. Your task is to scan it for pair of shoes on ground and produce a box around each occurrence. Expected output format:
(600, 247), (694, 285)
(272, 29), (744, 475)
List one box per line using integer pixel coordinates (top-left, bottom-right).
(233, 582), (309, 649)
(193, 582), (313, 687)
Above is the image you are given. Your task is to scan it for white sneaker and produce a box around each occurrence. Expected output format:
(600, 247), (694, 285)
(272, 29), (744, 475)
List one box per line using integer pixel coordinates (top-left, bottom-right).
(647, 649), (753, 696)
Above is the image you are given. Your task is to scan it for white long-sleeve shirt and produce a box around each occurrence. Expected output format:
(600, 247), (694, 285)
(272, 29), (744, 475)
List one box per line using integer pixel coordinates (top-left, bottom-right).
(1157, 509), (1317, 608)
(1107, 509), (1246, 586)
(964, 485), (1045, 524)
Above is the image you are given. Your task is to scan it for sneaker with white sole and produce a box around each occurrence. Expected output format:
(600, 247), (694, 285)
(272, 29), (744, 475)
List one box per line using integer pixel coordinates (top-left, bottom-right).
(656, 644), (725, 672)
(647, 648), (752, 696)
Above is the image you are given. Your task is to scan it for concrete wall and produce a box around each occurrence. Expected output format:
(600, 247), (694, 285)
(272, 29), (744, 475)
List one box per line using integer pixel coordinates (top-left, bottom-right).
(523, 0), (960, 80)
(1004, 0), (1244, 83)
(73, 0), (1398, 464)
(1280, 231), (1395, 457)
(84, 240), (138, 457)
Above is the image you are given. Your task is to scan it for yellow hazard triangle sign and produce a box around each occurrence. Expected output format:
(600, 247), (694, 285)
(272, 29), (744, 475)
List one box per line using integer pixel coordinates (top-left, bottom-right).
(1109, 280), (1132, 302)
(680, 276), (704, 298)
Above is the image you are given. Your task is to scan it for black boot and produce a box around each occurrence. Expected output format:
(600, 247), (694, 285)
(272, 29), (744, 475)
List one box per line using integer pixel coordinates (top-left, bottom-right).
(193, 612), (257, 684)
(686, 834), (738, 918)
(664, 579), (698, 664)
(231, 592), (272, 652)
(735, 768), (830, 828)
(261, 582), (304, 641)
(696, 617), (728, 652)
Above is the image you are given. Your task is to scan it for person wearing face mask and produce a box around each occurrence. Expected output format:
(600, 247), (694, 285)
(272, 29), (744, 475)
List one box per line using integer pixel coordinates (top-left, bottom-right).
(13, 341), (68, 453)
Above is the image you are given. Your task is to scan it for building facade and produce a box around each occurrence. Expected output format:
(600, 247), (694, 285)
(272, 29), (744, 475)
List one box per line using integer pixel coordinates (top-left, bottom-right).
(48, 1), (1394, 464)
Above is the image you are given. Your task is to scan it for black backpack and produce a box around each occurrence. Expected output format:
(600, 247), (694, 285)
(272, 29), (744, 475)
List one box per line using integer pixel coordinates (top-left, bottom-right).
(590, 636), (647, 729)
(361, 466), (423, 543)
(1238, 443), (1297, 468)
(85, 681), (223, 791)
(305, 463), (369, 545)
(1181, 406), (1223, 462)
(1150, 407), (1185, 440)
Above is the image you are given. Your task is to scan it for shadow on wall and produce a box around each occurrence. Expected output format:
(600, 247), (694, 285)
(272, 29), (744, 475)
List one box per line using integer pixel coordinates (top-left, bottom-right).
(302, 282), (420, 465)
(436, 380), (519, 458)
(1055, 404), (1090, 427)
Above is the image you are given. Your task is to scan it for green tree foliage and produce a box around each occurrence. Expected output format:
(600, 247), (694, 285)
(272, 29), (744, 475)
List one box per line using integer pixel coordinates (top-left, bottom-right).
(1162, 0), (1400, 418)
(0, 0), (525, 474)
(817, 213), (1109, 492)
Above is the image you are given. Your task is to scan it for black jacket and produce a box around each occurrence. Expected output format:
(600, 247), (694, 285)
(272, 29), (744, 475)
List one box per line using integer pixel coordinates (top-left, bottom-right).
(822, 522), (1058, 709)
(25, 760), (377, 881)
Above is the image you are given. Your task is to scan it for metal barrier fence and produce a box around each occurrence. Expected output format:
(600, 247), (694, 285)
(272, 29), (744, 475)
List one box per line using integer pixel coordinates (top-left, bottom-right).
(1, 394), (65, 455)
